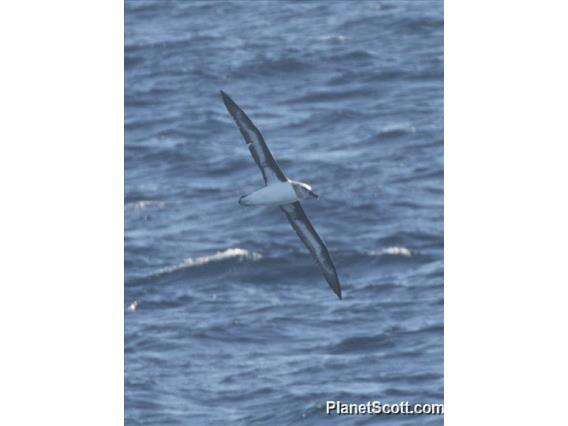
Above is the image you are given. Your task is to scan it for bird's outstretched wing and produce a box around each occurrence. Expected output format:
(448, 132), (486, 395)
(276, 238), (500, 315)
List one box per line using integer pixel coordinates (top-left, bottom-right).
(280, 202), (342, 299)
(221, 91), (288, 185)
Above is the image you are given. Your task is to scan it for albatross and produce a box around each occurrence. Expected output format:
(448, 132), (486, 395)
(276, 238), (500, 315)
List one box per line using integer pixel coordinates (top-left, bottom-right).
(221, 91), (342, 299)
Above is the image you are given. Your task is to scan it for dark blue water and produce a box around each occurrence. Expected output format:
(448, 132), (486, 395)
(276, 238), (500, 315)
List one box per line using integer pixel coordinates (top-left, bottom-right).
(125, 1), (443, 424)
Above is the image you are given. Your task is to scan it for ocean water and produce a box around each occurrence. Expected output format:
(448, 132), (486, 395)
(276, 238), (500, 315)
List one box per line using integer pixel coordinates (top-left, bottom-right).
(125, 1), (443, 424)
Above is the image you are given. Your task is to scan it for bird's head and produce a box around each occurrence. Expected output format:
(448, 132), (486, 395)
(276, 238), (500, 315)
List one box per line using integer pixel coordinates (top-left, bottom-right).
(292, 181), (319, 200)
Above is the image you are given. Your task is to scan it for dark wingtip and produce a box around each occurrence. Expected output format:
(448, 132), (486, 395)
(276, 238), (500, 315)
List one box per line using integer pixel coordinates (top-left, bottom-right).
(220, 90), (231, 103)
(220, 90), (237, 113)
(324, 271), (343, 300)
(333, 284), (342, 300)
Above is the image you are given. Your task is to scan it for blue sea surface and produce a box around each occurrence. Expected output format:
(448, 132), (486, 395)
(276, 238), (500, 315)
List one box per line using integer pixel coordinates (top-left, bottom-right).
(125, 1), (443, 424)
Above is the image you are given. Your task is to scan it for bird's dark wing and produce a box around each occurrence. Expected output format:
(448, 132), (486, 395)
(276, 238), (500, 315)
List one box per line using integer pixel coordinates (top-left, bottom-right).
(280, 202), (342, 299)
(221, 91), (288, 185)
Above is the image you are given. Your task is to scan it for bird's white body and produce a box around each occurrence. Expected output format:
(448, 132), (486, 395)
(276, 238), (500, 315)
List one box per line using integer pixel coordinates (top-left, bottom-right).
(239, 181), (298, 206)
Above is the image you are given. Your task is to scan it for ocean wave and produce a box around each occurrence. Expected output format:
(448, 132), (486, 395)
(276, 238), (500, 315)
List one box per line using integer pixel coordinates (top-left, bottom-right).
(278, 108), (368, 131)
(328, 49), (375, 62)
(327, 334), (395, 355)
(125, 244), (433, 288)
(369, 246), (413, 257)
(380, 123), (416, 138)
(317, 35), (347, 44)
(362, 67), (443, 83)
(349, 122), (417, 147)
(282, 88), (370, 105)
(128, 200), (166, 211)
(230, 56), (310, 78)
(396, 16), (444, 34)
(327, 68), (403, 86)
(157, 248), (263, 275)
(126, 32), (222, 55)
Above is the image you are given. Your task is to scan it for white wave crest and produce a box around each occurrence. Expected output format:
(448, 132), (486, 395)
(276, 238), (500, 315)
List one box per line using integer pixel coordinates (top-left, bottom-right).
(369, 247), (412, 257)
(159, 248), (263, 274)
(381, 123), (416, 135)
(318, 35), (347, 43)
(131, 200), (165, 210)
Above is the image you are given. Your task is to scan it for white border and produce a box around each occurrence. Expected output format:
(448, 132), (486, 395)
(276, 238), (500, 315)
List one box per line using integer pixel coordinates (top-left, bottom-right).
(446, 0), (568, 423)
(0, 0), (123, 424)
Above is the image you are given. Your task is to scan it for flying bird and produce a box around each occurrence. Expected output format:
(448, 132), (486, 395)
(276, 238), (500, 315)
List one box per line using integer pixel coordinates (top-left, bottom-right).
(220, 91), (342, 299)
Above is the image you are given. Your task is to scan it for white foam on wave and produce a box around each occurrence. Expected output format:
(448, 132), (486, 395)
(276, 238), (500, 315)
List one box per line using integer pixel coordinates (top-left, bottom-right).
(131, 200), (165, 210)
(370, 247), (412, 257)
(318, 35), (347, 43)
(382, 123), (416, 134)
(127, 300), (139, 312)
(158, 248), (263, 274)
